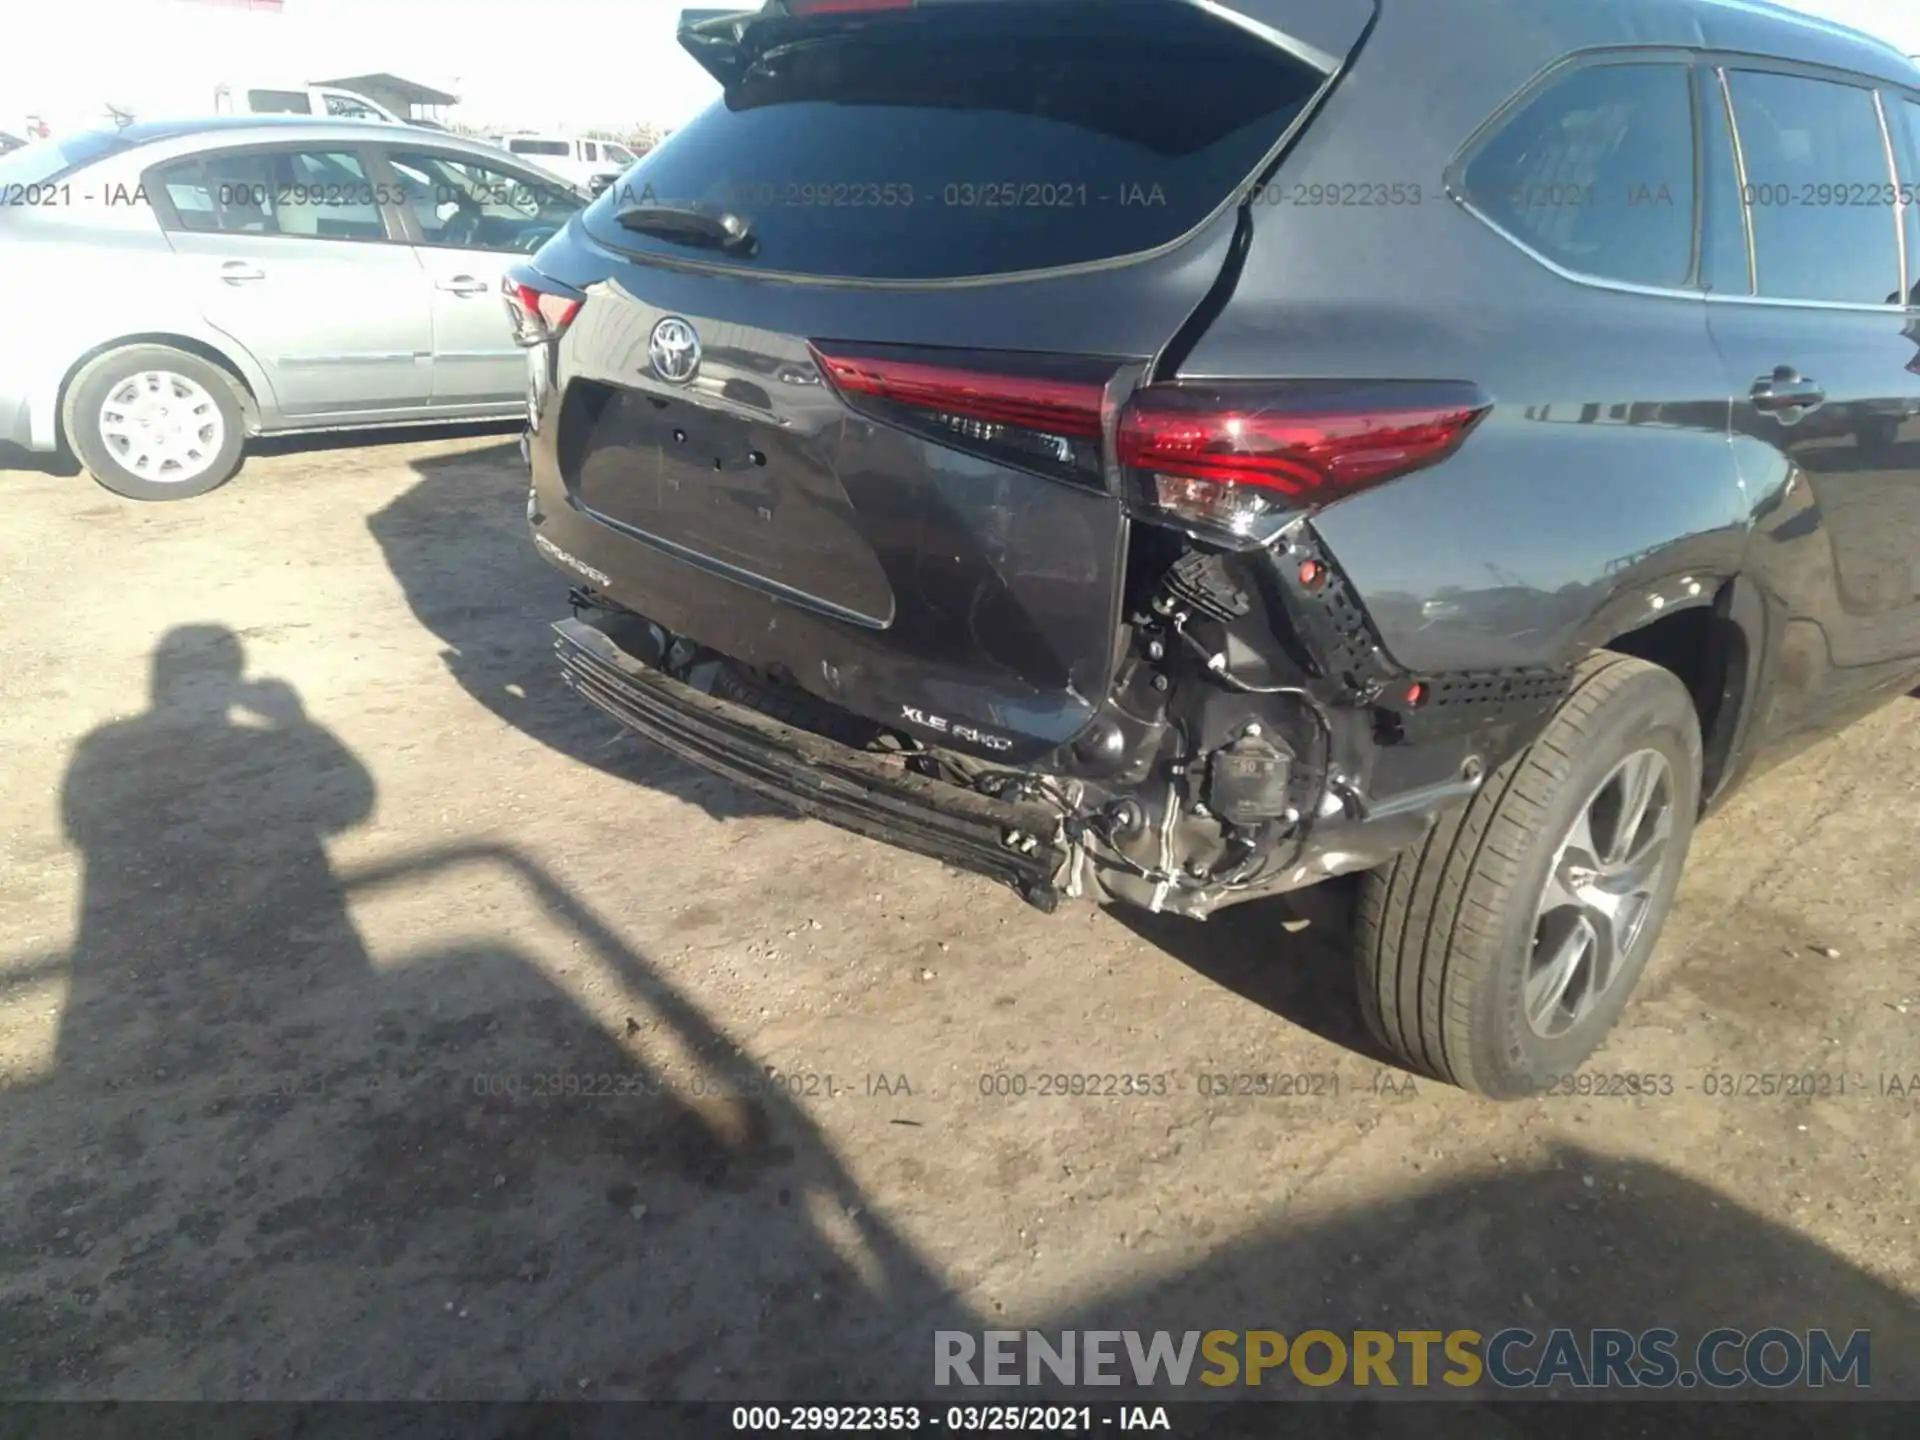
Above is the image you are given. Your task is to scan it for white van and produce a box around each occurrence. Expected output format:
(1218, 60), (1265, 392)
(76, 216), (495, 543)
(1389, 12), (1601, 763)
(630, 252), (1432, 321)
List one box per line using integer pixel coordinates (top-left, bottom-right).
(213, 83), (407, 124)
(493, 135), (638, 194)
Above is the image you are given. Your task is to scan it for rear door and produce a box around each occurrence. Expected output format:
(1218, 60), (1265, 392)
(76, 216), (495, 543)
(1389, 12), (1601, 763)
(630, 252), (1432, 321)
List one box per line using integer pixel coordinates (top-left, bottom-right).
(531, 0), (1375, 751)
(377, 145), (586, 405)
(1702, 61), (1920, 734)
(148, 142), (434, 416)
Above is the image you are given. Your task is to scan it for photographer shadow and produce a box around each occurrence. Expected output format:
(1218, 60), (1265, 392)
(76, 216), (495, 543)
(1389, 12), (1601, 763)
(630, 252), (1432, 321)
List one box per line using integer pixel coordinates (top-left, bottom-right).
(7, 624), (962, 1398)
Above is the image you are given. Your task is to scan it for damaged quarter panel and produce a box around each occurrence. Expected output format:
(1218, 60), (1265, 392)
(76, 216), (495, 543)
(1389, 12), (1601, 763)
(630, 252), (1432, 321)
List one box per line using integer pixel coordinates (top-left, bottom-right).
(1178, 0), (1750, 695)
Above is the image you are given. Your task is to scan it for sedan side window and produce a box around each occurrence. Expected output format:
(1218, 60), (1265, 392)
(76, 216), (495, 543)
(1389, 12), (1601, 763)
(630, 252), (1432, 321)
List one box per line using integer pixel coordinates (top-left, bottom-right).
(151, 149), (387, 241)
(387, 150), (583, 253)
(1725, 70), (1901, 306)
(1461, 62), (1698, 290)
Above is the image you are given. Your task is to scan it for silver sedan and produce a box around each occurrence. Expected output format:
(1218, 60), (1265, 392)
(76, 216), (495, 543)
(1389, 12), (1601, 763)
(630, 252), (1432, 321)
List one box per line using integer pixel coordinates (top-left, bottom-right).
(0, 117), (590, 499)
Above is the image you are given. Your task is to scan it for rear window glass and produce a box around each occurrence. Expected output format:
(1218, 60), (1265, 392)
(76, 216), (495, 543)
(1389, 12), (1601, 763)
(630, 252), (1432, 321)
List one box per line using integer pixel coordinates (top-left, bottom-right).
(1461, 62), (1698, 290)
(509, 139), (570, 157)
(586, 0), (1325, 280)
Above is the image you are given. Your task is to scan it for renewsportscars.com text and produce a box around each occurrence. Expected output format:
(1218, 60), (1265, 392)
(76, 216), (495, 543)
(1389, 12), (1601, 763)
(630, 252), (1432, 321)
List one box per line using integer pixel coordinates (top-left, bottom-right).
(933, 1328), (1871, 1391)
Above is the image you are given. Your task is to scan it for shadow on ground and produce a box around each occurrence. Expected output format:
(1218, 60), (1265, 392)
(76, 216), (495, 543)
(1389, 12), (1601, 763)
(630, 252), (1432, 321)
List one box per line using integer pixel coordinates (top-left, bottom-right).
(1, 629), (1911, 1406)
(1115, 878), (1398, 1069)
(2, 625), (948, 1399)
(367, 441), (785, 821)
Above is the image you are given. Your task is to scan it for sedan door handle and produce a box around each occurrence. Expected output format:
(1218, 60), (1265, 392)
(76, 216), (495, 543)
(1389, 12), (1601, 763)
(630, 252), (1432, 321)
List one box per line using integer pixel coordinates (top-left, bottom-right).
(219, 260), (266, 283)
(436, 275), (492, 297)
(1751, 366), (1826, 416)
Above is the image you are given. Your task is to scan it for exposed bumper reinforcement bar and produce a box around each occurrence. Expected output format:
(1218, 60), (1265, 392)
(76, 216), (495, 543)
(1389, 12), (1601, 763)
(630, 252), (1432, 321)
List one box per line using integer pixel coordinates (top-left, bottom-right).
(553, 616), (1068, 907)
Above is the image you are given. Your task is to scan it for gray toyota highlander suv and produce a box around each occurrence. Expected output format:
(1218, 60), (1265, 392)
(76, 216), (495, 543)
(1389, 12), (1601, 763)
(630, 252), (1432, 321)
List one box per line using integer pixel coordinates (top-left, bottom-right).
(510, 0), (1920, 1096)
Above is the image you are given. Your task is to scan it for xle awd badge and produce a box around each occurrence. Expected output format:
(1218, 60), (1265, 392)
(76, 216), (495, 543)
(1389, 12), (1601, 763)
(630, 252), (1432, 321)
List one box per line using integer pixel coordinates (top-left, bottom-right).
(649, 316), (701, 384)
(901, 705), (1015, 753)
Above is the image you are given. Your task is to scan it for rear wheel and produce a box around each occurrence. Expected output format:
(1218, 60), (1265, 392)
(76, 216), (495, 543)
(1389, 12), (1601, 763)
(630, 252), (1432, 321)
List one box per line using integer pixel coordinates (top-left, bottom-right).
(63, 346), (247, 501)
(1355, 652), (1702, 1099)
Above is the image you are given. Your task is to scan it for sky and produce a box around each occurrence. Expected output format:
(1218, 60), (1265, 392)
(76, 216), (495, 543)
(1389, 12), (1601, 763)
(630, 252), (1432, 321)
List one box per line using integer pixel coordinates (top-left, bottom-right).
(6, 0), (1920, 136)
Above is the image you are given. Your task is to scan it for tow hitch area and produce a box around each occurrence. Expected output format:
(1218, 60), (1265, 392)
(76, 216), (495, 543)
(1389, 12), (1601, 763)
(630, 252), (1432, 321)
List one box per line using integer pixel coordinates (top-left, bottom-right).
(553, 608), (1069, 911)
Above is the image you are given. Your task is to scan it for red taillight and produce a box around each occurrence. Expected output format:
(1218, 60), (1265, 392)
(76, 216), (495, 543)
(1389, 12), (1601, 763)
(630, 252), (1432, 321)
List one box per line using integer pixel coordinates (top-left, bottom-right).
(810, 342), (1115, 484)
(813, 350), (1105, 439)
(503, 277), (583, 346)
(1117, 381), (1491, 541)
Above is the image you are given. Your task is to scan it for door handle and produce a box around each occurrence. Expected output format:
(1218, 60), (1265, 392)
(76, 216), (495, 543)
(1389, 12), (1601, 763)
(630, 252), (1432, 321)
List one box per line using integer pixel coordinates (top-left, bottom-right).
(219, 260), (266, 283)
(1751, 366), (1826, 417)
(436, 275), (492, 297)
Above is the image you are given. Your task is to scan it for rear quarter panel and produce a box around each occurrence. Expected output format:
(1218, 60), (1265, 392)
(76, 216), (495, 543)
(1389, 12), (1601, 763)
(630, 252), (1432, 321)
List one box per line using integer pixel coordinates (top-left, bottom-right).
(3, 157), (277, 446)
(1178, 0), (1752, 674)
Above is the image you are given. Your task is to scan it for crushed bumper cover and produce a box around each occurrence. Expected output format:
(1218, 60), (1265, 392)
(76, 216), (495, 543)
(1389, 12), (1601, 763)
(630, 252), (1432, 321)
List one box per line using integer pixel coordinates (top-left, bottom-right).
(554, 616), (1068, 904)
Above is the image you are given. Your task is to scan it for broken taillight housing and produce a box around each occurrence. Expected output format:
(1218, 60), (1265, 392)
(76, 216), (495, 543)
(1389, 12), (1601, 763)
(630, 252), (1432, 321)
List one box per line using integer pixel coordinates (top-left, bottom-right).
(812, 345), (1489, 537)
(1117, 381), (1493, 544)
(502, 267), (586, 346)
(811, 342), (1115, 487)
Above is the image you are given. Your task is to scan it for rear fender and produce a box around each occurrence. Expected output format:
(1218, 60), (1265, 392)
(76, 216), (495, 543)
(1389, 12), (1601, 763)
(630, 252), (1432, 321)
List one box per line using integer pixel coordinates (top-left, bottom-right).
(51, 328), (271, 450)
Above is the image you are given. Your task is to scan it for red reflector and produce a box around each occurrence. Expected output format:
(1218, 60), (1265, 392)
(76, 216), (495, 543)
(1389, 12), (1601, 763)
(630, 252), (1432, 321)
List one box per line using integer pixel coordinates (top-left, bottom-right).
(1117, 384), (1490, 502)
(812, 349), (1105, 439)
(1406, 682), (1427, 707)
(1298, 560), (1324, 588)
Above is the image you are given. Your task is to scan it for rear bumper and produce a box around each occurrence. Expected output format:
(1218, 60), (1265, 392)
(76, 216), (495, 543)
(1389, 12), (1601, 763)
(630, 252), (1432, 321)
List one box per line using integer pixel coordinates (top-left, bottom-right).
(554, 614), (1069, 904)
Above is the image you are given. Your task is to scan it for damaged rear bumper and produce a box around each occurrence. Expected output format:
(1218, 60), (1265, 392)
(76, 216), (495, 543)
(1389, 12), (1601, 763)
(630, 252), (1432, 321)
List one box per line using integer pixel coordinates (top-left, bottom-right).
(554, 615), (1069, 906)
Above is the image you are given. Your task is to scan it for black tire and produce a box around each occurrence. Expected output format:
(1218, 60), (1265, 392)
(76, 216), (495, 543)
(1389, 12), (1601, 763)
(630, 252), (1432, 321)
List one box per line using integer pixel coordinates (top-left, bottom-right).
(62, 346), (247, 501)
(1355, 652), (1702, 1099)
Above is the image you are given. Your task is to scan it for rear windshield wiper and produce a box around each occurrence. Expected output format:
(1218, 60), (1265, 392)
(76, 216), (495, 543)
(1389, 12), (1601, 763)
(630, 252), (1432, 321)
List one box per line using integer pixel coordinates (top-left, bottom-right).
(613, 202), (757, 255)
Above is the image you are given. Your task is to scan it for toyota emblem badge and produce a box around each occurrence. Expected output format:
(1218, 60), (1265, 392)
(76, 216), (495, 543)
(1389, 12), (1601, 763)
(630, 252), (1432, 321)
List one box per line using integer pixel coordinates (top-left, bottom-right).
(649, 316), (701, 384)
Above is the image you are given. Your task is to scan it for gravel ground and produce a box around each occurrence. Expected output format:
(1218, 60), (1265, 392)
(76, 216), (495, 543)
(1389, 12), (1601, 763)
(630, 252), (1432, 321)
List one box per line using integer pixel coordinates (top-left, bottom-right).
(1, 430), (1914, 1404)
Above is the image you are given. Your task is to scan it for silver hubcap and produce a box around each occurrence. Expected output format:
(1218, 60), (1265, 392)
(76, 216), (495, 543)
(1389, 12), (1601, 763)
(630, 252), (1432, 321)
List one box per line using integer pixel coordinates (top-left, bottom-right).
(98, 371), (225, 483)
(1526, 748), (1675, 1039)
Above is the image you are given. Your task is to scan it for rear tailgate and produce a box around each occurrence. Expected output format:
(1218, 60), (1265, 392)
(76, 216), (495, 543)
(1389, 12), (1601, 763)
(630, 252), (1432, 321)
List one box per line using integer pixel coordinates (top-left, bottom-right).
(528, 0), (1376, 758)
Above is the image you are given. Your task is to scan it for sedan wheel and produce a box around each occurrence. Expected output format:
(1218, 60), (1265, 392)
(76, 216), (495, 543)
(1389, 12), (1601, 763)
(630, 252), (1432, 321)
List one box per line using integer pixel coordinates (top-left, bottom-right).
(97, 371), (228, 485)
(64, 344), (248, 501)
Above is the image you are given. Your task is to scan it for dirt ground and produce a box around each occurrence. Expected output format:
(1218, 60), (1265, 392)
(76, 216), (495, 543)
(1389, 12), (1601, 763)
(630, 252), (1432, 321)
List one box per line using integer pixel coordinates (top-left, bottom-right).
(1, 429), (1915, 1405)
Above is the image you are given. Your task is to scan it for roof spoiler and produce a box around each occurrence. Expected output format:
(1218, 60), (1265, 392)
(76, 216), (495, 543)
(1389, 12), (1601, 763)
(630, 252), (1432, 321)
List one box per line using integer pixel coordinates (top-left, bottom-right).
(678, 0), (1370, 89)
(678, 5), (777, 89)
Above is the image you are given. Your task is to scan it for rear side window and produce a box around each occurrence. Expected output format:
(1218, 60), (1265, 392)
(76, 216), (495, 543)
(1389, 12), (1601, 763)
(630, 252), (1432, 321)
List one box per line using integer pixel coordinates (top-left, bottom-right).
(152, 149), (387, 241)
(1461, 63), (1697, 290)
(247, 89), (313, 115)
(1725, 70), (1900, 305)
(509, 139), (569, 157)
(587, 0), (1326, 280)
